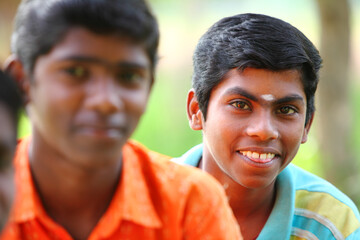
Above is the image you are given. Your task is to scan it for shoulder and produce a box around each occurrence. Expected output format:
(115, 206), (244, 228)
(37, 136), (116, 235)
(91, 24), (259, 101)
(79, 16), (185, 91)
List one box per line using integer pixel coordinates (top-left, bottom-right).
(169, 144), (227, 200)
(165, 156), (228, 200)
(126, 140), (224, 197)
(288, 164), (358, 209)
(286, 164), (360, 239)
(126, 141), (241, 239)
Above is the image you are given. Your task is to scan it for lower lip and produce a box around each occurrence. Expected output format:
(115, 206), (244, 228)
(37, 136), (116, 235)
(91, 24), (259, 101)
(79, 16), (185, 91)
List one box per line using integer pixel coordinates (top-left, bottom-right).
(248, 156), (273, 163)
(237, 152), (276, 167)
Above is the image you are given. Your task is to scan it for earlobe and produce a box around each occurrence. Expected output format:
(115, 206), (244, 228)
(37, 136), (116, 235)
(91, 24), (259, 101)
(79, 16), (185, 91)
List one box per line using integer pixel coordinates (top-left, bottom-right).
(301, 113), (314, 143)
(3, 55), (31, 104)
(186, 89), (204, 131)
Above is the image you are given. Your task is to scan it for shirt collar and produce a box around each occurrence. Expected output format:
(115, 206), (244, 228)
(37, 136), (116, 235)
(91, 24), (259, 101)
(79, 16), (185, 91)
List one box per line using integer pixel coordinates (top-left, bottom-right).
(95, 140), (162, 238)
(256, 165), (294, 239)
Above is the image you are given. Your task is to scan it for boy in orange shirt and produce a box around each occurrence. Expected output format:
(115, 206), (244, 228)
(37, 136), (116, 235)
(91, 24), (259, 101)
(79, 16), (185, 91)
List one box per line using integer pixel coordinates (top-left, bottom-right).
(2, 0), (241, 239)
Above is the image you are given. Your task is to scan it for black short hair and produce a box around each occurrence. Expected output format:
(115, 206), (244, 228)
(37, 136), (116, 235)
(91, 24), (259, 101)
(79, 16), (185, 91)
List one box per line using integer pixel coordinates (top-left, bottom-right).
(11, 0), (159, 76)
(0, 70), (22, 131)
(192, 13), (322, 124)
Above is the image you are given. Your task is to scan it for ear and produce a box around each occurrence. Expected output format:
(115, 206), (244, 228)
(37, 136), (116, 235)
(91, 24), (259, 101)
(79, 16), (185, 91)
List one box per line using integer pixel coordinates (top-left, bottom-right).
(301, 113), (314, 143)
(186, 89), (204, 131)
(3, 55), (31, 104)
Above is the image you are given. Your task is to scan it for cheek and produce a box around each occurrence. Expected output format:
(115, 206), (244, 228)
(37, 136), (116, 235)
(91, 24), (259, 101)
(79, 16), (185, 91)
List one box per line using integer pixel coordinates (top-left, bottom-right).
(209, 116), (243, 142)
(203, 119), (240, 160)
(29, 84), (81, 130)
(282, 125), (305, 158)
(124, 89), (150, 116)
(204, 108), (243, 148)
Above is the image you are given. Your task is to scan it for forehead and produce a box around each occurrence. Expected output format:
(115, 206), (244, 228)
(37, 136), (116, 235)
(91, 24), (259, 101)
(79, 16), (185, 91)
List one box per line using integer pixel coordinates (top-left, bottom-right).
(212, 68), (305, 99)
(36, 27), (150, 68)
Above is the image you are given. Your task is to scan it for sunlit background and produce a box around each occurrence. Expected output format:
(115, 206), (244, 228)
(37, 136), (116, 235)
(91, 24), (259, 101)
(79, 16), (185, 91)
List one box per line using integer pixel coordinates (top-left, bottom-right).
(1, 0), (359, 204)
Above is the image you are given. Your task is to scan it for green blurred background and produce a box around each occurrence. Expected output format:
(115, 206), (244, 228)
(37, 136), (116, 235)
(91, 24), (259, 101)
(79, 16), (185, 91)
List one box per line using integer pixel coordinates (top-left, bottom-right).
(1, 0), (360, 205)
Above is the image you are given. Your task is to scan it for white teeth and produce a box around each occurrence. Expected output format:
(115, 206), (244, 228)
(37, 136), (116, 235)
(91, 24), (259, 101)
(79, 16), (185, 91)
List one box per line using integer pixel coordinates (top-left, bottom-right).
(240, 151), (276, 160)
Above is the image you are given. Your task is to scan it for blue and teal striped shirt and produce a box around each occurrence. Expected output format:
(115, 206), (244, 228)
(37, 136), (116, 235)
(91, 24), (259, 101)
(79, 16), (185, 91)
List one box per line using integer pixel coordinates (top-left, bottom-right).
(172, 144), (360, 240)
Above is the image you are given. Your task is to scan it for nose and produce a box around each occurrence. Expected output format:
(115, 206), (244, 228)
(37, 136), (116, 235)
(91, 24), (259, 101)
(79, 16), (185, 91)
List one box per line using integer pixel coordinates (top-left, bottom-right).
(245, 111), (279, 141)
(85, 77), (123, 115)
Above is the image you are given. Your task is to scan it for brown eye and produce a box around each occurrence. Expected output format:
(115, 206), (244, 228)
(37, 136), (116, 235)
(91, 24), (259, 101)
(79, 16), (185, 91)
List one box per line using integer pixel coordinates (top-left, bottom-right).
(231, 101), (250, 110)
(116, 71), (141, 83)
(66, 66), (88, 78)
(115, 67), (148, 88)
(278, 106), (296, 114)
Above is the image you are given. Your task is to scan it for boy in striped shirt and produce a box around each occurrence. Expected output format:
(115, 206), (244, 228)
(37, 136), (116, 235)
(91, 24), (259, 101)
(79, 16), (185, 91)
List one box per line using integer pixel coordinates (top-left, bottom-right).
(174, 13), (360, 240)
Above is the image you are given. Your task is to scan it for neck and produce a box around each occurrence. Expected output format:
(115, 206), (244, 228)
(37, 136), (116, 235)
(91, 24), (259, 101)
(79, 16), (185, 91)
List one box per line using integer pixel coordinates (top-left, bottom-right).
(29, 132), (123, 240)
(199, 156), (276, 240)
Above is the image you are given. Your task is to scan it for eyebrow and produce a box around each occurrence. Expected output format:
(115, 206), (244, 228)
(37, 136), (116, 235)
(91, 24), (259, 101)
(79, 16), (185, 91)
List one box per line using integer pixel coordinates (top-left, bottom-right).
(275, 95), (305, 105)
(58, 55), (148, 70)
(224, 87), (305, 105)
(225, 87), (258, 102)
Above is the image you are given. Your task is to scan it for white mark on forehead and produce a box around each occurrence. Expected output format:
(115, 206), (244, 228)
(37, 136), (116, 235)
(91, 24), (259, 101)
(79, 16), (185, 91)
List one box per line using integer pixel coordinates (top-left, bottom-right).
(261, 94), (275, 102)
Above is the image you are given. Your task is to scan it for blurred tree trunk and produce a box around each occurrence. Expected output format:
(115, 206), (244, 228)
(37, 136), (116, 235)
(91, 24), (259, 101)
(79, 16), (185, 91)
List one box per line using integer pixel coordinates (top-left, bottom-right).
(316, 0), (359, 203)
(0, 0), (21, 65)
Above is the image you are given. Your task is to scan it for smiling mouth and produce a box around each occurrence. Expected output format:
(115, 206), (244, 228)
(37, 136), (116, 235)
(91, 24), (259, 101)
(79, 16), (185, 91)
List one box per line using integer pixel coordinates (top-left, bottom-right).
(239, 151), (276, 163)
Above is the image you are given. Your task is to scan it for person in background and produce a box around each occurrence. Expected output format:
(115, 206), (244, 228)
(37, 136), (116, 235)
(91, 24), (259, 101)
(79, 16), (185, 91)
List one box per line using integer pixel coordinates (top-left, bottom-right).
(0, 70), (22, 231)
(174, 13), (360, 240)
(1, 0), (242, 239)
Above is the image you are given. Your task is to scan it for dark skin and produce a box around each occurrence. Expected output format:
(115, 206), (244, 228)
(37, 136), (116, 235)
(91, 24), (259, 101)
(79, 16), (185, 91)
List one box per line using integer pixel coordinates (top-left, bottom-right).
(199, 158), (275, 240)
(7, 27), (152, 240)
(187, 68), (313, 240)
(0, 103), (16, 231)
(30, 132), (122, 239)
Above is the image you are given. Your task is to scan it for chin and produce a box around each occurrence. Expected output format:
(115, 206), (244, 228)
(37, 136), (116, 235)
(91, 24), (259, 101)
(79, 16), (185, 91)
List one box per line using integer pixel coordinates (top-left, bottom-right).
(236, 175), (277, 190)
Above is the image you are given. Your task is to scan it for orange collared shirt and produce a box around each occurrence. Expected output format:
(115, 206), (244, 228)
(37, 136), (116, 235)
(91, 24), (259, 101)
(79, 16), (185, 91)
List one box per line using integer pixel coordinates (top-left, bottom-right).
(1, 137), (241, 240)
